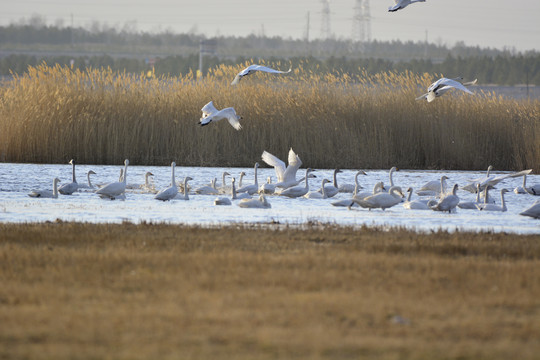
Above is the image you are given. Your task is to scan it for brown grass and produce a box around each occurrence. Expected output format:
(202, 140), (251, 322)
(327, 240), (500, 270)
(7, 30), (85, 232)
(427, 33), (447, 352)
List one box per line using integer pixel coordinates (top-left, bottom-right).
(0, 63), (538, 170)
(1, 222), (539, 360)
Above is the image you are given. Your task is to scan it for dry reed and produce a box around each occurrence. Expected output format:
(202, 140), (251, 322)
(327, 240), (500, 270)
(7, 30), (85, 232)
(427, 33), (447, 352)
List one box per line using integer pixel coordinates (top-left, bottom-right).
(1, 222), (539, 360)
(0, 62), (538, 170)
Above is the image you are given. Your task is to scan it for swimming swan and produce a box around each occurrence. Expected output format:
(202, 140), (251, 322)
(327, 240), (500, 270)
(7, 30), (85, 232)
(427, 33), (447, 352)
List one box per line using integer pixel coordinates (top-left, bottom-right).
(195, 178), (219, 195)
(261, 148), (303, 190)
(305, 179), (330, 199)
(430, 184), (459, 213)
(416, 175), (449, 197)
(338, 170), (366, 193)
(238, 193), (271, 209)
(77, 170), (97, 190)
(403, 187), (430, 210)
(199, 101), (242, 130)
(28, 178), (60, 198)
(96, 159), (129, 199)
(318, 169), (341, 198)
(520, 200), (540, 219)
(231, 64), (292, 85)
(237, 163), (260, 195)
(352, 186), (404, 211)
(155, 162), (178, 201)
(388, 0), (426, 12)
(416, 77), (475, 102)
(58, 159), (78, 195)
(476, 189), (509, 212)
(458, 184), (482, 209)
(175, 177), (193, 201)
(279, 168), (315, 198)
(331, 171), (374, 207)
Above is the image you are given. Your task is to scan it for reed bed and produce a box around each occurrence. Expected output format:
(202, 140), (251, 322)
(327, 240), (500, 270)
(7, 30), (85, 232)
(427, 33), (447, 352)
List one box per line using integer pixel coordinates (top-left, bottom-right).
(1, 222), (539, 360)
(0, 62), (538, 170)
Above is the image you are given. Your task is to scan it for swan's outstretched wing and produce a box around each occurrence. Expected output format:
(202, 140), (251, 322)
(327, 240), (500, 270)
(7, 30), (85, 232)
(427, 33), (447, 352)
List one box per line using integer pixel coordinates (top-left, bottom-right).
(261, 151), (286, 182)
(282, 148), (302, 183)
(224, 108), (243, 130)
(232, 64), (292, 85)
(415, 93), (428, 101)
(432, 78), (474, 95)
(201, 101), (219, 118)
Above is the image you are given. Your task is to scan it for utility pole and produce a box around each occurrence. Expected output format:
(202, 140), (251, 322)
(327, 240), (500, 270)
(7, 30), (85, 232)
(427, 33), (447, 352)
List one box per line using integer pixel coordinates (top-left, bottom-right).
(320, 0), (331, 40)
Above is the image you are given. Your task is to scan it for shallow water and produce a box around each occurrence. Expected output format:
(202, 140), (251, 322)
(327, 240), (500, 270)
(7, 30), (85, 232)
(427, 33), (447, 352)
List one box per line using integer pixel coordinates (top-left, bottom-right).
(0, 162), (539, 234)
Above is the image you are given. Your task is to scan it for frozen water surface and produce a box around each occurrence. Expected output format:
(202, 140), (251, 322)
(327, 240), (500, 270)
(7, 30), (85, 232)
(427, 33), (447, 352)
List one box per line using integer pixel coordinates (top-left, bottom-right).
(0, 163), (539, 234)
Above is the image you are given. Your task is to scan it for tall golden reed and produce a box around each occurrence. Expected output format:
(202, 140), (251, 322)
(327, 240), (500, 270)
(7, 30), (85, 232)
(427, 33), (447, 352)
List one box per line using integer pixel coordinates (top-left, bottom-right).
(0, 62), (538, 170)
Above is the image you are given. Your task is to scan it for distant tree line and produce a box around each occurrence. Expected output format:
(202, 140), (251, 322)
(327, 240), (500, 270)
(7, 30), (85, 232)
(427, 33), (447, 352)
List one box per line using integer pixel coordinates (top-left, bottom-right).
(0, 18), (539, 85)
(1, 53), (539, 85)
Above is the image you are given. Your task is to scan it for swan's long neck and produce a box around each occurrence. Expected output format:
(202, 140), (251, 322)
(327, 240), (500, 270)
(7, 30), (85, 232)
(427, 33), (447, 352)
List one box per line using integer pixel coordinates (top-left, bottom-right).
(333, 170), (339, 188)
(407, 189), (412, 202)
(500, 190), (506, 210)
(145, 173), (151, 187)
(53, 179), (59, 198)
(354, 173), (360, 196)
(122, 162), (128, 184)
(483, 187), (489, 204)
(171, 165), (176, 188)
(183, 178), (189, 199)
(232, 179), (237, 200)
(475, 186), (481, 202)
(389, 168), (395, 187)
(522, 175), (527, 188)
(320, 180), (327, 197)
(440, 177), (446, 195)
(87, 172), (93, 188)
(304, 169), (310, 188)
(71, 161), (76, 183)
(254, 165), (259, 187)
(222, 173), (227, 187)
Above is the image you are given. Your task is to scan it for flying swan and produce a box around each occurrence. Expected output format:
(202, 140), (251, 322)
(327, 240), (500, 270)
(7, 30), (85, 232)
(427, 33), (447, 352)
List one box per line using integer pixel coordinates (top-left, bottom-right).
(261, 148), (303, 190)
(388, 0), (426, 12)
(199, 101), (243, 130)
(231, 64), (292, 85)
(416, 77), (476, 102)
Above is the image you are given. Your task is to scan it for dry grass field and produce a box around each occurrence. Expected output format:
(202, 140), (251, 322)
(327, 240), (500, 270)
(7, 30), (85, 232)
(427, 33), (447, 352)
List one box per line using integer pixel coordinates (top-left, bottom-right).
(0, 63), (538, 170)
(1, 222), (539, 360)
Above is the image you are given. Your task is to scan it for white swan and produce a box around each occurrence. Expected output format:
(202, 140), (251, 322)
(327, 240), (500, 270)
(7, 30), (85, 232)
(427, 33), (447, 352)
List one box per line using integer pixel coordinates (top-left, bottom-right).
(318, 169), (341, 198)
(154, 162), (179, 201)
(476, 189), (509, 212)
(381, 166), (399, 192)
(462, 166), (532, 193)
(216, 171), (231, 194)
(416, 77), (475, 102)
(430, 184), (459, 213)
(515, 174), (540, 196)
(199, 101), (242, 130)
(238, 193), (271, 209)
(279, 168), (315, 198)
(231, 64), (292, 85)
(261, 148), (303, 190)
(259, 177), (276, 195)
(352, 186), (404, 211)
(305, 179), (330, 199)
(458, 184), (482, 210)
(175, 177), (193, 201)
(77, 170), (97, 190)
(237, 163), (260, 195)
(388, 0), (426, 12)
(520, 200), (540, 219)
(96, 159), (129, 199)
(195, 178), (219, 195)
(126, 172), (155, 192)
(331, 171), (375, 207)
(403, 188), (430, 210)
(416, 175), (449, 197)
(58, 159), (78, 195)
(338, 170), (366, 193)
(28, 178), (60, 199)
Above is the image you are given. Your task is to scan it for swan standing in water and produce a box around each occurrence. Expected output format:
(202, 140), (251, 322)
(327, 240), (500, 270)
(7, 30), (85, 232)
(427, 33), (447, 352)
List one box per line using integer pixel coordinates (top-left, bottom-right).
(238, 192), (271, 209)
(28, 178), (60, 199)
(215, 177), (246, 205)
(388, 0), (425, 12)
(58, 159), (78, 195)
(231, 64), (292, 85)
(261, 148), (303, 190)
(338, 170), (366, 193)
(430, 184), (460, 213)
(331, 171), (376, 207)
(155, 162), (179, 201)
(237, 163), (259, 195)
(416, 77), (475, 103)
(96, 159), (129, 200)
(514, 174), (540, 196)
(520, 200), (540, 219)
(317, 169), (341, 198)
(279, 168), (315, 198)
(352, 186), (404, 211)
(199, 101), (243, 130)
(175, 177), (193, 201)
(216, 171), (232, 194)
(476, 189), (509, 212)
(403, 188), (430, 210)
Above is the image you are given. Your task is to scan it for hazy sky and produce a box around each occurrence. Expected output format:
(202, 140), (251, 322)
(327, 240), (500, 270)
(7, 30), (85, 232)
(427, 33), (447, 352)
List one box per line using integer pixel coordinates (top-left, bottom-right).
(1, 0), (539, 52)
